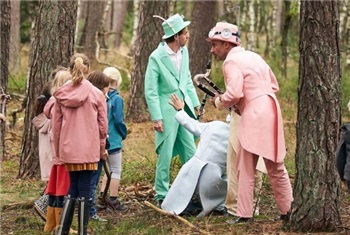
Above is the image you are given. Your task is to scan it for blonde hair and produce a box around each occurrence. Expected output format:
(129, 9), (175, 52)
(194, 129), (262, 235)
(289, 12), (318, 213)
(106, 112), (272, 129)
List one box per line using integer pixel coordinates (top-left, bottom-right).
(103, 67), (122, 88)
(51, 70), (72, 94)
(69, 53), (90, 86)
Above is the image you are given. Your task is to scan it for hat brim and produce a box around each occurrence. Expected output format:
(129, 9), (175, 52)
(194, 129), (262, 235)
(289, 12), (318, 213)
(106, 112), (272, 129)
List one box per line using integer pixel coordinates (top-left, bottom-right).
(206, 36), (240, 46)
(162, 21), (191, 39)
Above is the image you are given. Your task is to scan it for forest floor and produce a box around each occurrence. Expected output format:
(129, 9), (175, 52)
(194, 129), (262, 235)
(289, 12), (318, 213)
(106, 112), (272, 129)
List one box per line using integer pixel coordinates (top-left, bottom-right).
(1, 97), (350, 235)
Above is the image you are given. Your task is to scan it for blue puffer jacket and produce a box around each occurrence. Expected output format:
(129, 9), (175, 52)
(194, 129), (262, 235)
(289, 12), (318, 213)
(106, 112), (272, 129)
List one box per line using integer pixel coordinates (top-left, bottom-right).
(107, 89), (127, 154)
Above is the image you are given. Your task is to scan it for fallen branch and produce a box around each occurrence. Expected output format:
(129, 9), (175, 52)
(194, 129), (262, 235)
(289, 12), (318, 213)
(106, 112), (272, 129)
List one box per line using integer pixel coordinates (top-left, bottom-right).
(143, 201), (211, 235)
(337, 226), (350, 231)
(2, 200), (34, 211)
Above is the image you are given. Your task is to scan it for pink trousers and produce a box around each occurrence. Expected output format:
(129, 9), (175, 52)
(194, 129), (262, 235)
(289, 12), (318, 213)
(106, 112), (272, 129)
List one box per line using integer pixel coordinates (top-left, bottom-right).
(236, 147), (293, 218)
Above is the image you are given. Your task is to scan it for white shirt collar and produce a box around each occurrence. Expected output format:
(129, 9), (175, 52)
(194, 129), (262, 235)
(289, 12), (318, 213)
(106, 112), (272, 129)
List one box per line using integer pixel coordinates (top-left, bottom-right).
(164, 43), (182, 72)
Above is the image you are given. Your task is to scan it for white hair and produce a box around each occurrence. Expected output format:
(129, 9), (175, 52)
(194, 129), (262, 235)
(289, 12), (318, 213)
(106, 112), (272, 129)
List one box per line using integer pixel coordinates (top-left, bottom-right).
(103, 67), (122, 87)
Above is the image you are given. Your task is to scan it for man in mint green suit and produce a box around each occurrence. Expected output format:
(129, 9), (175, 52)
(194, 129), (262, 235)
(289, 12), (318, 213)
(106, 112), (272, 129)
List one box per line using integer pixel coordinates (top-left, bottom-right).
(145, 13), (200, 206)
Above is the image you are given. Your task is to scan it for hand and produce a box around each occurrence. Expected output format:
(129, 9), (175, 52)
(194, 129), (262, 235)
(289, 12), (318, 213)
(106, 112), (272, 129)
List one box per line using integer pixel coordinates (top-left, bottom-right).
(101, 150), (108, 160)
(154, 120), (164, 132)
(169, 94), (184, 111)
(209, 92), (220, 107)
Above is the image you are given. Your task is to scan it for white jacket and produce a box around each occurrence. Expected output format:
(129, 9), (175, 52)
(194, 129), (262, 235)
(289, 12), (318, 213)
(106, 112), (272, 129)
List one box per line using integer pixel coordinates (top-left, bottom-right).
(161, 110), (229, 217)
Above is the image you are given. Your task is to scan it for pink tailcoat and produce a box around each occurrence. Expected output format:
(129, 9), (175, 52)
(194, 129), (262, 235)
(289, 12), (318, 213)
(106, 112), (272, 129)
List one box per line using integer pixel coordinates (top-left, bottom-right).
(220, 46), (286, 163)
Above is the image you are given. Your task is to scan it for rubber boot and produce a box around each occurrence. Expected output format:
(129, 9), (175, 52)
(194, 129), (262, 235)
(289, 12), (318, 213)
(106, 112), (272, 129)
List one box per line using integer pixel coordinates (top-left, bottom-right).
(43, 206), (56, 232)
(78, 197), (91, 235)
(54, 207), (62, 230)
(55, 196), (76, 235)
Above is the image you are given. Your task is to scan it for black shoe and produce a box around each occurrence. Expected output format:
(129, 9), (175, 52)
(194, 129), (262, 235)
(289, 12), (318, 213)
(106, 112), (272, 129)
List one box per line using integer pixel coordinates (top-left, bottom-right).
(226, 217), (253, 224)
(220, 208), (235, 217)
(96, 196), (107, 210)
(210, 209), (227, 216)
(157, 200), (163, 208)
(275, 213), (289, 221)
(106, 199), (128, 212)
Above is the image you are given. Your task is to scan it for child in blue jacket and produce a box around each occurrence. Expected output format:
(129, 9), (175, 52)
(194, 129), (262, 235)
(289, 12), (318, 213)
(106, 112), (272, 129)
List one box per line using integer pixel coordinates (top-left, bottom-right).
(98, 67), (128, 212)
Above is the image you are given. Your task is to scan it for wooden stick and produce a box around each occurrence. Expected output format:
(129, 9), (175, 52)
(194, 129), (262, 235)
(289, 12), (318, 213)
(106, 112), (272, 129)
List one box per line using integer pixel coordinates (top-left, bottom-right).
(2, 201), (35, 211)
(143, 201), (211, 235)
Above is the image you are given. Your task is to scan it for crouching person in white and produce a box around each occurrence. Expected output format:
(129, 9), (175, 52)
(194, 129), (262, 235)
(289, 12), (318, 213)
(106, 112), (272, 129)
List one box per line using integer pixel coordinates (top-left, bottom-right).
(161, 94), (229, 217)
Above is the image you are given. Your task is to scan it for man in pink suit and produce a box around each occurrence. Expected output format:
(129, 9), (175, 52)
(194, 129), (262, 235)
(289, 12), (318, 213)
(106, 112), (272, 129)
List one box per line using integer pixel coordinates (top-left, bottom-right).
(208, 22), (293, 223)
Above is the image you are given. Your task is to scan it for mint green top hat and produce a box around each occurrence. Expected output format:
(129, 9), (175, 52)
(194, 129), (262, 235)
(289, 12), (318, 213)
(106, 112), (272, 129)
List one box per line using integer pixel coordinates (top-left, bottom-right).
(161, 14), (190, 39)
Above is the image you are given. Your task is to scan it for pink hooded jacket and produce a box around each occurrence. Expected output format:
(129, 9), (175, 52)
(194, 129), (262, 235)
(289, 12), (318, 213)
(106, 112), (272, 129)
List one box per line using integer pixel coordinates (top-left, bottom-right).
(44, 98), (65, 165)
(50, 79), (108, 165)
(220, 46), (286, 163)
(32, 113), (52, 181)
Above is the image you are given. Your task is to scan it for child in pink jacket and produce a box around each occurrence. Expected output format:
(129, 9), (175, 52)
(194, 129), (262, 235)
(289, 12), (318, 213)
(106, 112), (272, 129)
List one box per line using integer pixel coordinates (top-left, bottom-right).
(52, 54), (108, 235)
(42, 68), (71, 232)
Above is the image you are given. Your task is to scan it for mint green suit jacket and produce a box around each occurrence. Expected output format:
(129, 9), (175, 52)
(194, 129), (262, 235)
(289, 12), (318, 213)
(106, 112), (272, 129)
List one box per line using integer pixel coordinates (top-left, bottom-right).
(145, 42), (200, 155)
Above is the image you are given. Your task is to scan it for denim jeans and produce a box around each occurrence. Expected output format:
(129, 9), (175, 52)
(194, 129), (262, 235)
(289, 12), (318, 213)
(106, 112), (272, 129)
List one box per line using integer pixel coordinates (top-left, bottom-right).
(89, 160), (102, 216)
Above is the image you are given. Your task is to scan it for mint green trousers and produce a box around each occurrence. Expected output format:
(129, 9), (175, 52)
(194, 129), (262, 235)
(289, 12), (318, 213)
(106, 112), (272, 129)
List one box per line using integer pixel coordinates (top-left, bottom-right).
(154, 125), (196, 202)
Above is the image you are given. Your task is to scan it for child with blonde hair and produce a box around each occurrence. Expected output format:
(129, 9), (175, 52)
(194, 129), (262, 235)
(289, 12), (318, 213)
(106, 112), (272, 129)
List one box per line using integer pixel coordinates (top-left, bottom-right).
(36, 68), (71, 232)
(52, 53), (108, 235)
(97, 67), (128, 212)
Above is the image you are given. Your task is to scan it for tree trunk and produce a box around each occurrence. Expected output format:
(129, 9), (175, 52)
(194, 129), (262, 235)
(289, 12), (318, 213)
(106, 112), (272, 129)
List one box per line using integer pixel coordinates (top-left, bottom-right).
(78, 0), (106, 68)
(9, 0), (20, 73)
(291, 1), (342, 232)
(189, 1), (217, 77)
(0, 0), (11, 160)
(100, 0), (112, 51)
(281, 1), (291, 79)
(339, 0), (348, 46)
(271, 0), (278, 57)
(75, 0), (87, 44)
(246, 0), (255, 51)
(129, 0), (140, 54)
(126, 0), (169, 122)
(264, 4), (271, 58)
(18, 0), (77, 179)
(217, 0), (224, 17)
(275, 0), (283, 33)
(184, 1), (192, 19)
(112, 0), (128, 49)
(343, 1), (350, 67)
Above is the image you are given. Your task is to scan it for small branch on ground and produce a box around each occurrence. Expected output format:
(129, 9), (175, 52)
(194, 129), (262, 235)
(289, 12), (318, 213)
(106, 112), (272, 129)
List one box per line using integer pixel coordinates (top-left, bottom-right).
(2, 201), (34, 211)
(143, 201), (211, 235)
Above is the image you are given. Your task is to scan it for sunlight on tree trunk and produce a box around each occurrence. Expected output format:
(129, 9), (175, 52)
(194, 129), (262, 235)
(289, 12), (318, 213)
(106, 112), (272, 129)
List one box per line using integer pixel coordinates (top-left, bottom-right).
(343, 1), (350, 67)
(290, 1), (342, 232)
(271, 0), (278, 57)
(130, 0), (140, 54)
(0, 0), (11, 160)
(18, 0), (77, 179)
(246, 0), (255, 51)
